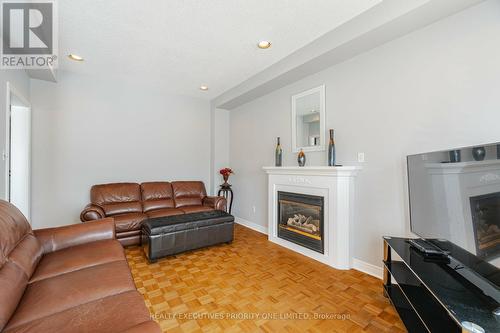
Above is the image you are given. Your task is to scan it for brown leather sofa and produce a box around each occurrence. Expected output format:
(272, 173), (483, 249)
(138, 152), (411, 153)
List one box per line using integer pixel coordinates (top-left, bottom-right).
(80, 181), (226, 246)
(0, 200), (160, 333)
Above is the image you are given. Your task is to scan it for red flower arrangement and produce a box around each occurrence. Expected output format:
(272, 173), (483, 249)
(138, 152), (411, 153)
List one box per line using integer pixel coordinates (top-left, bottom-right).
(219, 168), (234, 185)
(219, 168), (233, 176)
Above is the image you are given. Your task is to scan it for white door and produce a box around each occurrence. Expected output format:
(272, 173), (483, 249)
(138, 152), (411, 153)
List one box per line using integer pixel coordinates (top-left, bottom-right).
(9, 105), (31, 220)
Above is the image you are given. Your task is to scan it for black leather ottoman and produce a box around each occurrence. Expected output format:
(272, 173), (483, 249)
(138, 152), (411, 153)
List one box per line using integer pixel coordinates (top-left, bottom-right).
(142, 211), (234, 262)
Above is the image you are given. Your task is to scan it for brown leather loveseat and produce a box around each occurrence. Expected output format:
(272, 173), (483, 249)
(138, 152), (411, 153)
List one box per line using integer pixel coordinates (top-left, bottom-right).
(0, 200), (160, 333)
(80, 181), (226, 246)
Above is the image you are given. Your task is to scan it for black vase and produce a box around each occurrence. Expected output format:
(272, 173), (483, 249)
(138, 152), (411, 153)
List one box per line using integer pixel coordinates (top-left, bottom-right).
(275, 137), (283, 167)
(497, 144), (500, 159)
(472, 147), (486, 161)
(449, 150), (461, 163)
(328, 129), (336, 167)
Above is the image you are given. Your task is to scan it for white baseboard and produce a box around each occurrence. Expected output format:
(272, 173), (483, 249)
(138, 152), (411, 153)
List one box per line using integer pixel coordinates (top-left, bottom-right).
(234, 218), (382, 279)
(352, 258), (383, 280)
(234, 216), (268, 235)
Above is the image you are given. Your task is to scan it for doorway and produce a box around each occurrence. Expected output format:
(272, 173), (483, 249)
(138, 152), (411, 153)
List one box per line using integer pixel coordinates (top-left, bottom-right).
(5, 83), (31, 221)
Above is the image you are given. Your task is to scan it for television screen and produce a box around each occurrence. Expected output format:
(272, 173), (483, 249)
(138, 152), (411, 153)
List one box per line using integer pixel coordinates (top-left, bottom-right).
(407, 142), (500, 270)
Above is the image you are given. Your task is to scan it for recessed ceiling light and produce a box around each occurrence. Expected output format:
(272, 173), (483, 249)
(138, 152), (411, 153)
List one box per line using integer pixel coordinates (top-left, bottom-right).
(68, 54), (84, 61)
(258, 41), (272, 49)
(200, 85), (209, 91)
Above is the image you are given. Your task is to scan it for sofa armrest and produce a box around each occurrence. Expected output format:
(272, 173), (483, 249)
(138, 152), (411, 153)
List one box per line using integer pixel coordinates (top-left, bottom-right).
(203, 196), (227, 211)
(80, 203), (105, 221)
(34, 218), (116, 254)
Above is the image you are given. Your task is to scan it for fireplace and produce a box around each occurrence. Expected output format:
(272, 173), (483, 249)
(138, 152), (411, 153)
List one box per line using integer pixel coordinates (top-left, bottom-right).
(277, 191), (324, 254)
(470, 192), (500, 261)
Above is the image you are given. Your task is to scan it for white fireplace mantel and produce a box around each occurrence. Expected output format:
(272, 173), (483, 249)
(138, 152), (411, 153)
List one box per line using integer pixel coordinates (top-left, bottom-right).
(263, 165), (362, 270)
(262, 166), (362, 176)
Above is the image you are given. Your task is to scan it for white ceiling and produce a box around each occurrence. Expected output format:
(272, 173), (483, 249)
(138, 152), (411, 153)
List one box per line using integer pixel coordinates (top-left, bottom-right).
(58, 0), (381, 98)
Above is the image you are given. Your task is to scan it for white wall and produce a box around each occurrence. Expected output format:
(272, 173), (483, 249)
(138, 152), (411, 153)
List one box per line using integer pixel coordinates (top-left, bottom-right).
(31, 71), (211, 228)
(228, 0), (500, 268)
(211, 108), (230, 194)
(0, 70), (31, 200)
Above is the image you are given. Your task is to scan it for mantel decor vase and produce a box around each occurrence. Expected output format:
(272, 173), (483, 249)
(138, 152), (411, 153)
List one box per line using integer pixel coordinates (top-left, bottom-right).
(328, 129), (336, 166)
(298, 149), (306, 167)
(472, 147), (486, 161)
(275, 137), (283, 167)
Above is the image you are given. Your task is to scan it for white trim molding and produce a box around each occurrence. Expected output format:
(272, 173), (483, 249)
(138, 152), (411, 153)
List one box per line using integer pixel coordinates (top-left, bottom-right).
(5, 82), (32, 204)
(234, 216), (268, 235)
(235, 215), (384, 280)
(262, 166), (361, 177)
(352, 258), (383, 280)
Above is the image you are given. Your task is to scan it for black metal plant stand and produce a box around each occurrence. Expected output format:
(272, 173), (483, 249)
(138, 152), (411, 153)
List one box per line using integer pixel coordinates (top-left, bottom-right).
(217, 184), (233, 214)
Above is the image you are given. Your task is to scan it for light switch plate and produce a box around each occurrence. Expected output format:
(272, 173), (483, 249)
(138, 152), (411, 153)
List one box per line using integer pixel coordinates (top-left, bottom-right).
(358, 153), (365, 163)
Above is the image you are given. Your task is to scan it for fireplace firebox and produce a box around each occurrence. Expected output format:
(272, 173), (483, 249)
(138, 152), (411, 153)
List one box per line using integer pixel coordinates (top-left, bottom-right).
(470, 192), (500, 261)
(277, 191), (324, 254)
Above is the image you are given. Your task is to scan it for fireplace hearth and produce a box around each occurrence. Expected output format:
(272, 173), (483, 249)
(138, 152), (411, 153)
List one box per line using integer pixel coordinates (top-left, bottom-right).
(278, 191), (324, 253)
(470, 192), (500, 261)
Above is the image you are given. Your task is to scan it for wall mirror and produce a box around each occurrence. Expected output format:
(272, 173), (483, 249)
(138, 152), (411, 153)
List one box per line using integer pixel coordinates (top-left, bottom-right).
(291, 85), (325, 152)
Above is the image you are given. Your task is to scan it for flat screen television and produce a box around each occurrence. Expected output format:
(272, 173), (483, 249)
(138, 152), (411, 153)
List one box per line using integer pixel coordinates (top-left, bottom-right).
(407, 142), (500, 295)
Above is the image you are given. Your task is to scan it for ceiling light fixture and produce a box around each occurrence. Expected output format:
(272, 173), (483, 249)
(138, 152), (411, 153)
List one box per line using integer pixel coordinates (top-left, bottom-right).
(258, 41), (272, 49)
(68, 54), (84, 61)
(200, 85), (209, 91)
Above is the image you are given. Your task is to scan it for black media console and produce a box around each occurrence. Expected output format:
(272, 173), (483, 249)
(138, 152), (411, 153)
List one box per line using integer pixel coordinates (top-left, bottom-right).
(383, 237), (500, 333)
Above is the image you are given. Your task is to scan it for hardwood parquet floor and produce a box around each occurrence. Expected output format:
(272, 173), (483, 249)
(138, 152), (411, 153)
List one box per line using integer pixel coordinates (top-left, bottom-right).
(125, 224), (405, 333)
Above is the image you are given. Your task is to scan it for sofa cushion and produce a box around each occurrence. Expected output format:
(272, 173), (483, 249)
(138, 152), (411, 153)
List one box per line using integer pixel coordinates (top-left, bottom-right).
(141, 182), (175, 212)
(180, 205), (214, 214)
(6, 260), (136, 329)
(4, 291), (156, 333)
(102, 202), (143, 216)
(171, 181), (207, 208)
(146, 208), (184, 219)
(30, 239), (125, 283)
(113, 213), (147, 233)
(117, 235), (141, 247)
(91, 183), (142, 215)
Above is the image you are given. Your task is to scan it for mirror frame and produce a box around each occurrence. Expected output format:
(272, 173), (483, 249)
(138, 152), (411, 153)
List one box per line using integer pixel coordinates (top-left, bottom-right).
(291, 85), (326, 153)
